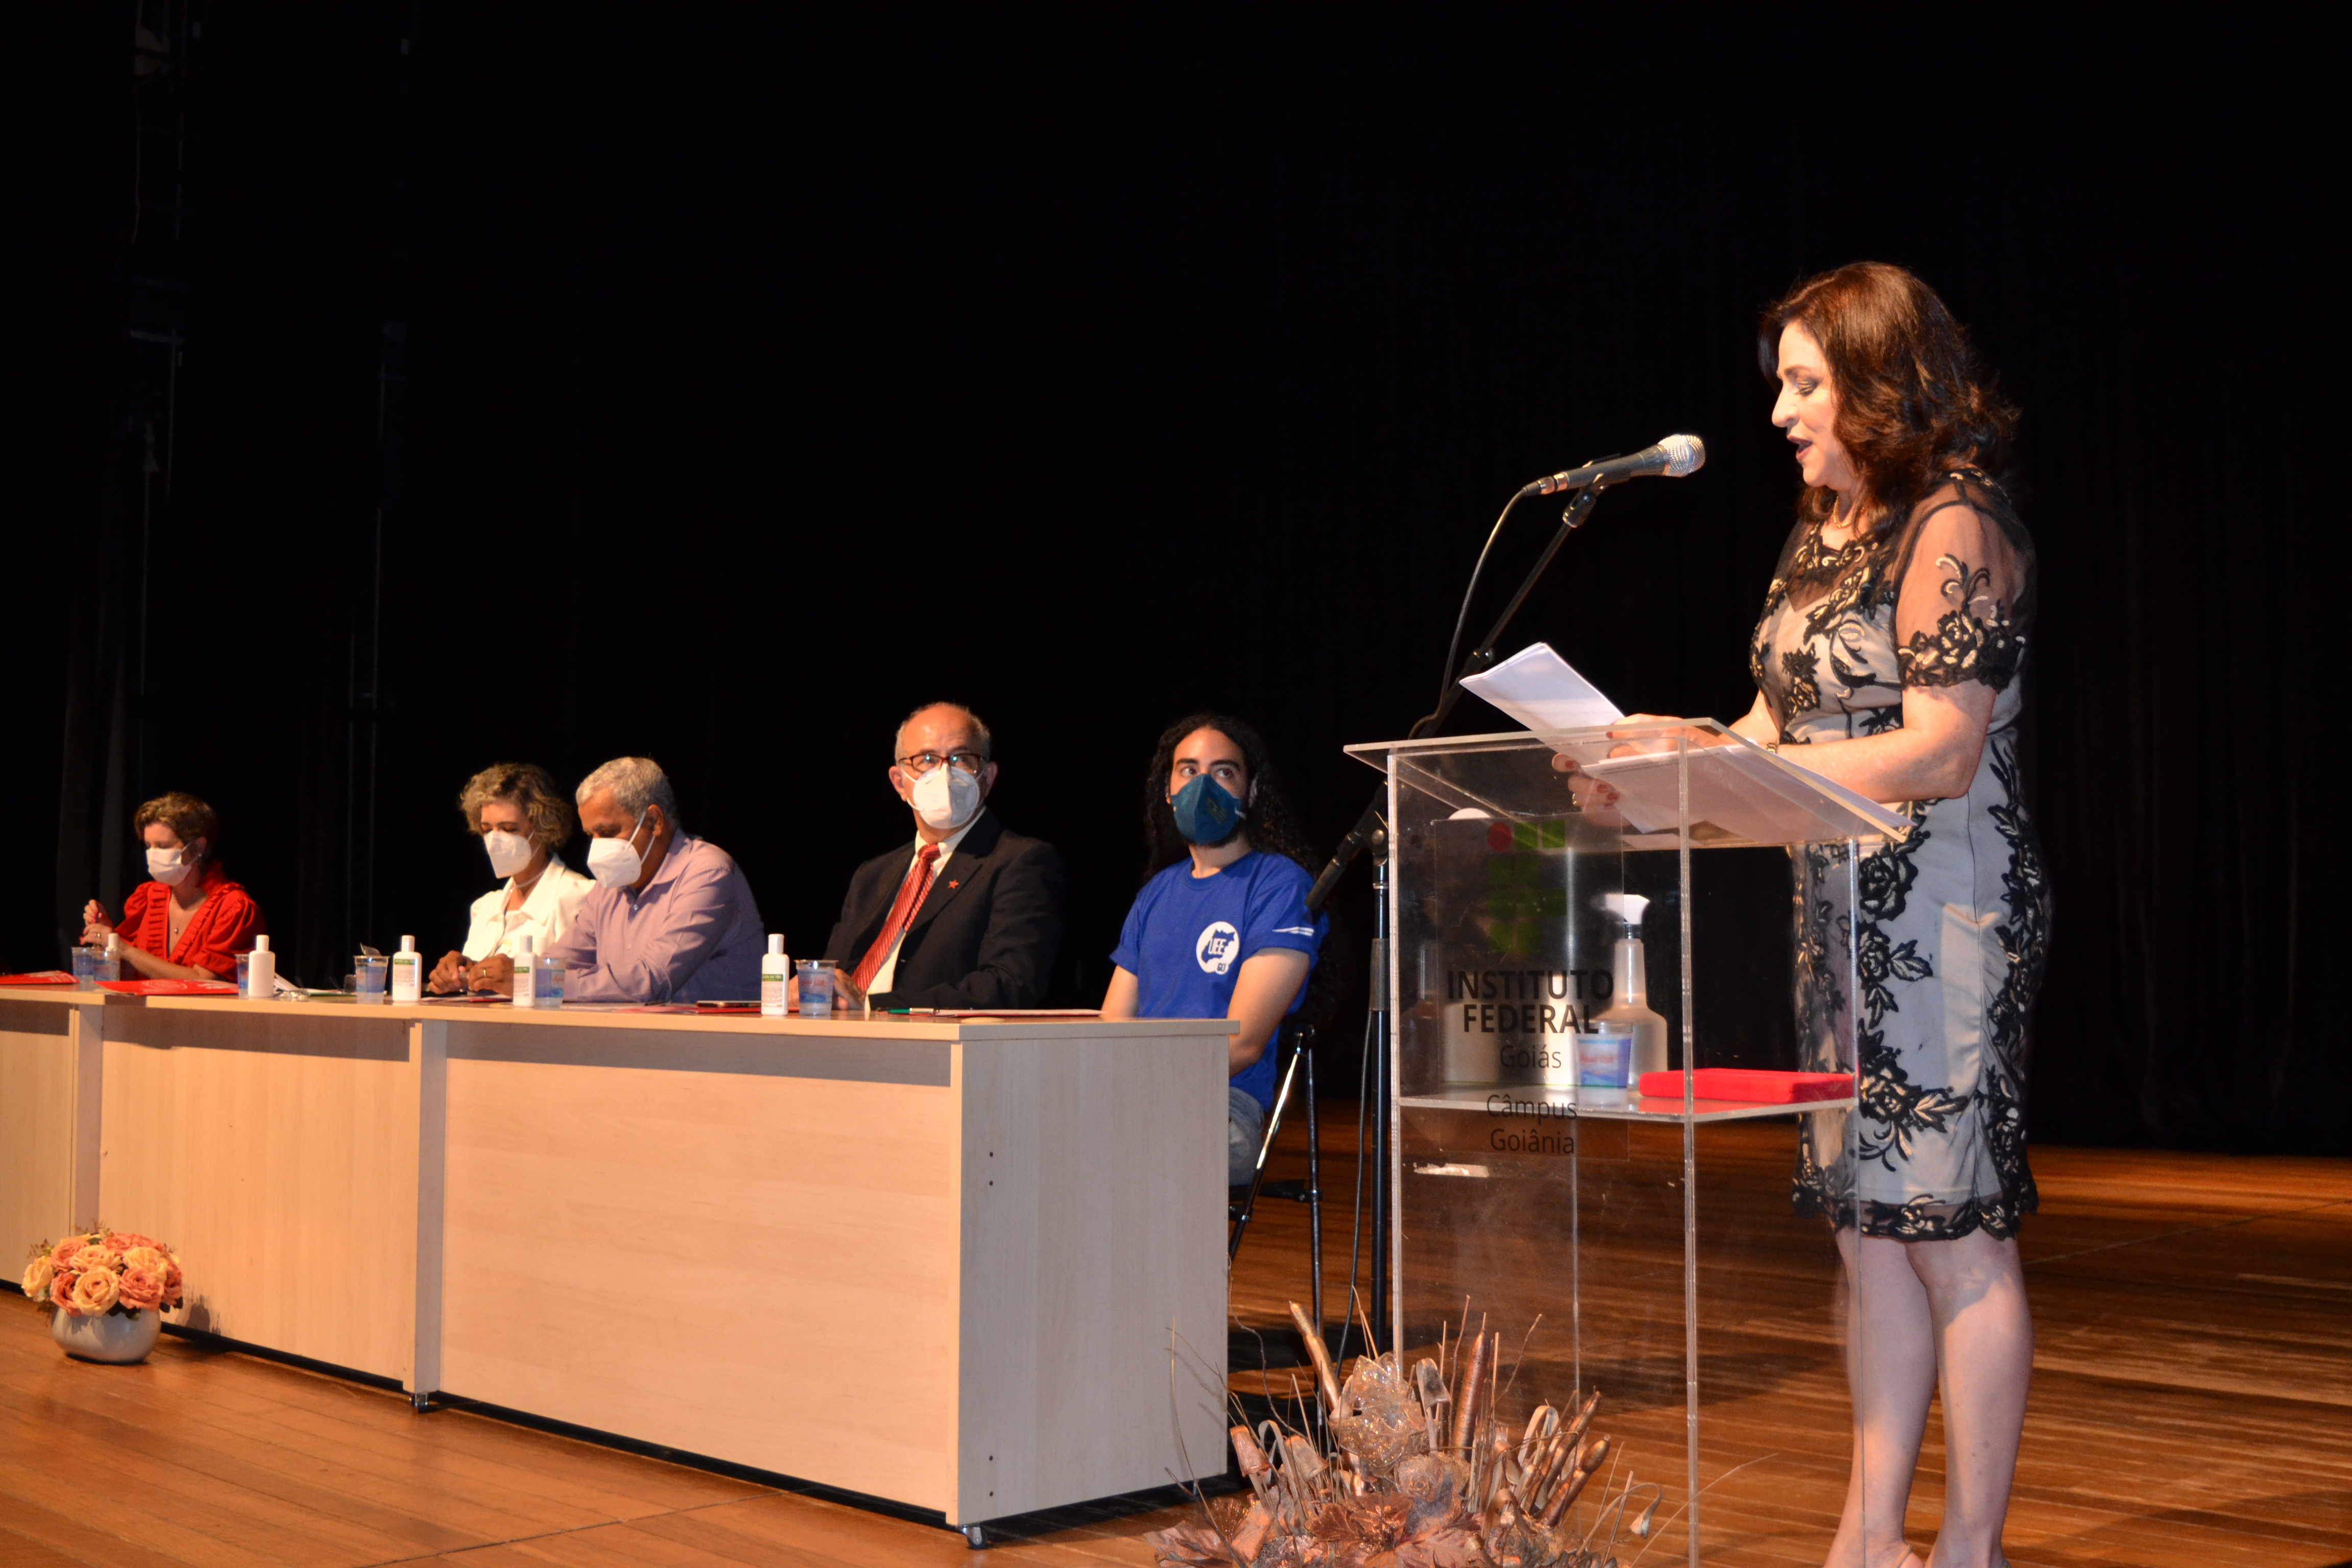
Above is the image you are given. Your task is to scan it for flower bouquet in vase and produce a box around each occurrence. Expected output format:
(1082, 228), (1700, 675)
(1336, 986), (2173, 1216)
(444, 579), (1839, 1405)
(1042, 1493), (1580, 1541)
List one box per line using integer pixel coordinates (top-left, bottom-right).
(21, 1228), (186, 1363)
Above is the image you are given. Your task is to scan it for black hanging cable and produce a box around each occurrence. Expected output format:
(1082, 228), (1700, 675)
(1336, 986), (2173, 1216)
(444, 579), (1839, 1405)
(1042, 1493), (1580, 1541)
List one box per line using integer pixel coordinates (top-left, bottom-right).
(1429, 488), (1534, 719)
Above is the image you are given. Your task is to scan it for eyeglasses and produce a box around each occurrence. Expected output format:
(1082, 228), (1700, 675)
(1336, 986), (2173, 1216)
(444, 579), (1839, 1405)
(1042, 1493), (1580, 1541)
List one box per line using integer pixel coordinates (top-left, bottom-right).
(896, 750), (988, 777)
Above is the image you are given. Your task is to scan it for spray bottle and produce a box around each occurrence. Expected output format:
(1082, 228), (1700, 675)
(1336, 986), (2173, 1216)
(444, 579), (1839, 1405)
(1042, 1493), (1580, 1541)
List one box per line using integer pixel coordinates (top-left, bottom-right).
(1592, 893), (1670, 1090)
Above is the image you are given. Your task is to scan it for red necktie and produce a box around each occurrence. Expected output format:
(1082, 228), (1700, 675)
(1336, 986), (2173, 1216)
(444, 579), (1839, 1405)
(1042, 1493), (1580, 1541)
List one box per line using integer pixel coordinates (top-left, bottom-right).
(850, 844), (941, 994)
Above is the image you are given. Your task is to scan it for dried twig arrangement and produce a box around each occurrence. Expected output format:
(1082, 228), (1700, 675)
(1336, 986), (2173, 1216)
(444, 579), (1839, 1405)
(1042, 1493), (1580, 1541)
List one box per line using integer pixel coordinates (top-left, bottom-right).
(1150, 1301), (1663, 1568)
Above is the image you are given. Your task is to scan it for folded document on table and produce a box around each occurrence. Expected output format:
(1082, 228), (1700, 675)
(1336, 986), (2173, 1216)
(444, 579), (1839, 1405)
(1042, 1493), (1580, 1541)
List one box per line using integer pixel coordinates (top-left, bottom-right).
(1580, 744), (1910, 844)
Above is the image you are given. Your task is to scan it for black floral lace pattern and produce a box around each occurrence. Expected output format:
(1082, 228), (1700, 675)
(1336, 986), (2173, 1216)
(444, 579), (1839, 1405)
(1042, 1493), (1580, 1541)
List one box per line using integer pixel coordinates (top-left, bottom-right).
(1897, 556), (2026, 691)
(1772, 473), (2047, 1242)
(1781, 648), (1821, 715)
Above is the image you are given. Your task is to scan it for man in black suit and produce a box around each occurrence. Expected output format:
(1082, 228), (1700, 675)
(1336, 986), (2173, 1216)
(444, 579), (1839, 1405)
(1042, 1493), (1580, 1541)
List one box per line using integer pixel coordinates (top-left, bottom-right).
(822, 702), (1064, 1011)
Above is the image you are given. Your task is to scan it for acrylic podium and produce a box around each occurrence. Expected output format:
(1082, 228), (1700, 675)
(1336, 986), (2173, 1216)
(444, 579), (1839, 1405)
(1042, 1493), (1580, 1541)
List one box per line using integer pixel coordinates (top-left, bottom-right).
(1348, 720), (1910, 1563)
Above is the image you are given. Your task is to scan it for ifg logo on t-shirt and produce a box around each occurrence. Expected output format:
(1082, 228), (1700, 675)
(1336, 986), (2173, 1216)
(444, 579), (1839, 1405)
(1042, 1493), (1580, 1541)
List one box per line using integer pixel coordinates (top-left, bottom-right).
(1196, 921), (1241, 975)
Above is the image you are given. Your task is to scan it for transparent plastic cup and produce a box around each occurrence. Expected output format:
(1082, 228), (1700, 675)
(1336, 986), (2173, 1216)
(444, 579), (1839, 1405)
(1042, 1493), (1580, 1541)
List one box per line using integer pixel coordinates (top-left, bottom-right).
(72, 947), (105, 989)
(354, 955), (388, 1003)
(796, 959), (836, 1017)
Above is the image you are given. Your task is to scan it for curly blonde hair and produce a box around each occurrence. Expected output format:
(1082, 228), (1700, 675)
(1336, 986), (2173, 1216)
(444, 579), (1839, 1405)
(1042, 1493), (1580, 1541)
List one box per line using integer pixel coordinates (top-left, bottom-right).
(134, 792), (220, 851)
(457, 763), (574, 848)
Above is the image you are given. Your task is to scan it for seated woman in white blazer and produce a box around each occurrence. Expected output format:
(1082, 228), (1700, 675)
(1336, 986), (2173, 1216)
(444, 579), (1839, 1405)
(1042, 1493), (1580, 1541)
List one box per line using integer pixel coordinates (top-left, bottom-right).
(426, 762), (595, 993)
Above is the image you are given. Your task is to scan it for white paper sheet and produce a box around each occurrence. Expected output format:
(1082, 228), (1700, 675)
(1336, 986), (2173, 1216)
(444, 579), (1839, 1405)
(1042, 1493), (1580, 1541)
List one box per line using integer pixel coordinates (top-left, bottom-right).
(1579, 745), (1911, 845)
(1459, 642), (1623, 733)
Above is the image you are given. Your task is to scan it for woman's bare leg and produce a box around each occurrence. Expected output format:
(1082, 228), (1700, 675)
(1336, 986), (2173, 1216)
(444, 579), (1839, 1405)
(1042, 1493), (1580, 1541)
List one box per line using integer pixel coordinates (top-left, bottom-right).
(1829, 1230), (1933, 1568)
(1909, 1231), (2031, 1568)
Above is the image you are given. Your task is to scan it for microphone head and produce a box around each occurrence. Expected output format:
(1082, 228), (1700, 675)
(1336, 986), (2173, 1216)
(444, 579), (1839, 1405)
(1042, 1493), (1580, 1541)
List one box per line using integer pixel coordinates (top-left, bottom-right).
(1659, 433), (1705, 477)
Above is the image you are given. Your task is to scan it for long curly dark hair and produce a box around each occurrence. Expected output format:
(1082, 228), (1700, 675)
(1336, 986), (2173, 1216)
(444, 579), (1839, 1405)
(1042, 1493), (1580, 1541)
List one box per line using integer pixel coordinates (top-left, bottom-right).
(1140, 713), (1318, 881)
(1760, 262), (2019, 529)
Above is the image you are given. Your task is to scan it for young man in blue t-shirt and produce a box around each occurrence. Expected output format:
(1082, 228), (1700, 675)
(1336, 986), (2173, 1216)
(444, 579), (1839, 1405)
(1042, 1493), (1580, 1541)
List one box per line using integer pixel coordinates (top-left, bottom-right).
(1102, 714), (1327, 1187)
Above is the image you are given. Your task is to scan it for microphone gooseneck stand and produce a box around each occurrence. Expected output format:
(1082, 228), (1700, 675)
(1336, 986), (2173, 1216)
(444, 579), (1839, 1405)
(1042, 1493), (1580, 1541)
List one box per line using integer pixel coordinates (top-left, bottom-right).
(1311, 483), (1606, 1355)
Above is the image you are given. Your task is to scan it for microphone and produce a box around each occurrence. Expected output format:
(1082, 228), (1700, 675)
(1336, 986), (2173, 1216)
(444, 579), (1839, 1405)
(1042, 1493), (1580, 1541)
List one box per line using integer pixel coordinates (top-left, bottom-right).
(1522, 434), (1706, 497)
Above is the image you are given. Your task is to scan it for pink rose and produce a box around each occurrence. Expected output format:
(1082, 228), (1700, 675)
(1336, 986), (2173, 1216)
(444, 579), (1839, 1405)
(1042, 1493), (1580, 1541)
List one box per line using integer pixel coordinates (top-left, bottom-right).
(50, 1237), (85, 1265)
(67, 1267), (119, 1315)
(49, 1270), (74, 1310)
(120, 1245), (169, 1276)
(116, 1267), (166, 1312)
(162, 1265), (185, 1306)
(20, 1257), (54, 1303)
(106, 1232), (162, 1253)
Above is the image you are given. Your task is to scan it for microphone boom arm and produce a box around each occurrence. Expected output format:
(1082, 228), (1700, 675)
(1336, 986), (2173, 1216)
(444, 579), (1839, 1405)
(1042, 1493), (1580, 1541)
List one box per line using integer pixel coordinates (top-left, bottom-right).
(1305, 485), (1603, 912)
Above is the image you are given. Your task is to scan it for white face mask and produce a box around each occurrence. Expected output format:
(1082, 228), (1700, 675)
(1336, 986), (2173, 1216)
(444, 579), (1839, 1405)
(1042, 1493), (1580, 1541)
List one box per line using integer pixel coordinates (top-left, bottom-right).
(145, 846), (191, 887)
(911, 763), (984, 834)
(586, 810), (650, 889)
(484, 829), (535, 880)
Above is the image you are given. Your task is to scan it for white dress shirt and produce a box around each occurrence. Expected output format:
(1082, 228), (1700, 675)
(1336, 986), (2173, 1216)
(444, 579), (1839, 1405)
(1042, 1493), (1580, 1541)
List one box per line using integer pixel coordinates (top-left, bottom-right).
(461, 852), (596, 962)
(866, 813), (981, 995)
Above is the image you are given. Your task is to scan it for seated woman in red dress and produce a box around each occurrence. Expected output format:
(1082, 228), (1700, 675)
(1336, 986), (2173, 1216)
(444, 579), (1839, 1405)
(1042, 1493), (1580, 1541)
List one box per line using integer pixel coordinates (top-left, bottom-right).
(80, 792), (266, 983)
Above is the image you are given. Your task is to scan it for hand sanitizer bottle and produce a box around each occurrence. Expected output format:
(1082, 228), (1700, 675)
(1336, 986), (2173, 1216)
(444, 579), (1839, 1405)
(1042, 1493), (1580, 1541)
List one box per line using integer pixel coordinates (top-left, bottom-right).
(512, 933), (537, 1008)
(1593, 894), (1671, 1090)
(761, 935), (790, 1017)
(244, 934), (276, 999)
(390, 935), (422, 1003)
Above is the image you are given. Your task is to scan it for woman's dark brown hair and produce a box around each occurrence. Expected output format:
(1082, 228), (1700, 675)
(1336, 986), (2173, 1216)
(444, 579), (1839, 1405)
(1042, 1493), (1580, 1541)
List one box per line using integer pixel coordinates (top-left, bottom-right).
(1760, 261), (2018, 528)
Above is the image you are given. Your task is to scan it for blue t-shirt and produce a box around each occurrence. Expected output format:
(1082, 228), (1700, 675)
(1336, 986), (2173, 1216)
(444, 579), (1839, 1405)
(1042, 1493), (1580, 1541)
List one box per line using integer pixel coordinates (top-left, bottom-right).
(1111, 851), (1327, 1111)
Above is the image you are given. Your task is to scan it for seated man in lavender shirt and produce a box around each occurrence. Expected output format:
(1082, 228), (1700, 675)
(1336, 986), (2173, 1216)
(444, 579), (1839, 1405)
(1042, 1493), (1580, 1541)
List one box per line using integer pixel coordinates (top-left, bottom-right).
(462, 756), (765, 1004)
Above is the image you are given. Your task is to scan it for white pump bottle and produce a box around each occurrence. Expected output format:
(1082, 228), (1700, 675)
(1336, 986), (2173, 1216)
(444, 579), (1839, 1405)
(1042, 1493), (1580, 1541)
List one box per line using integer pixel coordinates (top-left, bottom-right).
(761, 935), (791, 1017)
(390, 935), (422, 1003)
(243, 934), (276, 999)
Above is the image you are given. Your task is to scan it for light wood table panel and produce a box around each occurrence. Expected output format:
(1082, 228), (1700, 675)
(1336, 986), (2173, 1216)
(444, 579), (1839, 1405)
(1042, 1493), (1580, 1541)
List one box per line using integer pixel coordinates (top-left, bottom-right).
(21, 994), (1232, 1530)
(437, 1020), (966, 1510)
(100, 999), (424, 1382)
(0, 990), (110, 1267)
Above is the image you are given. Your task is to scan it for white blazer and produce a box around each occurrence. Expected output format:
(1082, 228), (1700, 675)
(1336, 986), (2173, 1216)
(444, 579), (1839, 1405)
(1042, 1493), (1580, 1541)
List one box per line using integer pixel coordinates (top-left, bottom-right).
(460, 853), (595, 962)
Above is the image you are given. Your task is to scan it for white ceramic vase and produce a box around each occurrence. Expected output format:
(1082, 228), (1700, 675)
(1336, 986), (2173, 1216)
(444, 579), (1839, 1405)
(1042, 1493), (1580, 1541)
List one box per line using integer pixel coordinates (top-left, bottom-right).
(51, 1307), (162, 1364)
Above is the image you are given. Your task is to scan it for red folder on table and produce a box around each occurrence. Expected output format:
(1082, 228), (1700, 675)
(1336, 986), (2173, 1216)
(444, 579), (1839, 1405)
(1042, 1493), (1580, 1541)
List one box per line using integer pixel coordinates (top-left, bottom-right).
(0, 971), (78, 986)
(98, 978), (240, 996)
(1638, 1068), (1854, 1104)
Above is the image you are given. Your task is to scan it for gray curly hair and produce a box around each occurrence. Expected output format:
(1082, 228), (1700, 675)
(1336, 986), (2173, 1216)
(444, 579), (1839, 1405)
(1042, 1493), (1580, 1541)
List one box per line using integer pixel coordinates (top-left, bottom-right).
(576, 756), (681, 829)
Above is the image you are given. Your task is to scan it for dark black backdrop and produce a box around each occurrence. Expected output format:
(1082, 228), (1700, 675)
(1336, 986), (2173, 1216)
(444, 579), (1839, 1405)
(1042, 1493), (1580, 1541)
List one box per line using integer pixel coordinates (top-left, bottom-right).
(12, 11), (2344, 1152)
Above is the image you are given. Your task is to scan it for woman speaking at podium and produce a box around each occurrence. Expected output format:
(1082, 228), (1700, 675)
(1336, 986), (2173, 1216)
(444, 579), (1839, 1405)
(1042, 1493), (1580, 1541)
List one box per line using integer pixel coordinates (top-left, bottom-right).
(1584, 262), (2045, 1567)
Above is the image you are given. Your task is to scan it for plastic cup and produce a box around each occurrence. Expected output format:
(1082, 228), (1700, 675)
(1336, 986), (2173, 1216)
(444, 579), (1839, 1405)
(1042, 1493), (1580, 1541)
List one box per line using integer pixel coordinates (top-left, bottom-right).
(796, 959), (836, 1017)
(72, 947), (104, 990)
(354, 955), (388, 1003)
(1577, 1024), (1635, 1105)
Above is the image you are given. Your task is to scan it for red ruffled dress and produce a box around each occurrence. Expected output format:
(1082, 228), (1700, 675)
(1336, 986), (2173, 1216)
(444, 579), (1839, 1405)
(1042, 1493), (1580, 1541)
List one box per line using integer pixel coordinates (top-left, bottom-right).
(109, 861), (267, 981)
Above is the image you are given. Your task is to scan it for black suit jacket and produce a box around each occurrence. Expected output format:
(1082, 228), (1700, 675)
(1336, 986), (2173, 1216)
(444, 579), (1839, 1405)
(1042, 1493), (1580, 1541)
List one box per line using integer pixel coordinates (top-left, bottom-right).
(822, 811), (1064, 1011)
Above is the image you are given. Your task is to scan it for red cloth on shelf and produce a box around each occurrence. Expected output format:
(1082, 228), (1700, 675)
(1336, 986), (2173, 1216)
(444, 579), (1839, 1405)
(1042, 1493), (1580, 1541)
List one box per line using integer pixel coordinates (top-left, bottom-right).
(109, 861), (267, 982)
(1637, 1068), (1854, 1105)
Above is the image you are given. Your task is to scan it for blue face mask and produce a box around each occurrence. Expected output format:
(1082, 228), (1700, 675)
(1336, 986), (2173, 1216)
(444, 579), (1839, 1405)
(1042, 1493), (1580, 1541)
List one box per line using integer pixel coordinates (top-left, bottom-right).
(1170, 774), (1245, 846)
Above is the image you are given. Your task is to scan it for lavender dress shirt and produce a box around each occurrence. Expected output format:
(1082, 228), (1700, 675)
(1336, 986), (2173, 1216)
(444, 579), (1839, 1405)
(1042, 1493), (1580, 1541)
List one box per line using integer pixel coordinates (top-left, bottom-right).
(544, 833), (765, 1003)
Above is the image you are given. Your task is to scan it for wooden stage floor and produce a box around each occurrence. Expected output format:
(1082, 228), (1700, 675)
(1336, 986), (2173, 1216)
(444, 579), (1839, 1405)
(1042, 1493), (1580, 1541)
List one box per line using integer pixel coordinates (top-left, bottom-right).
(3, 1116), (2347, 1567)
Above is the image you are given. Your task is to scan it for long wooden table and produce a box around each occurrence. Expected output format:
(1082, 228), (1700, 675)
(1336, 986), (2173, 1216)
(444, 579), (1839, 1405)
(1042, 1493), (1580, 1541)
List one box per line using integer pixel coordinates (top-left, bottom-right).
(0, 987), (1232, 1528)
